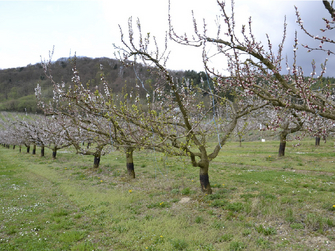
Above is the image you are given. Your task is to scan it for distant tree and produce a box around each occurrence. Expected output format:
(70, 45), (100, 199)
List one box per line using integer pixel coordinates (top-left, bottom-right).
(233, 115), (257, 147)
(263, 107), (304, 157)
(36, 57), (150, 173)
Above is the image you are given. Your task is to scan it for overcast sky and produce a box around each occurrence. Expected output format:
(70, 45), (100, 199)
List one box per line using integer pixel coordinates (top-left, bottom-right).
(0, 0), (334, 76)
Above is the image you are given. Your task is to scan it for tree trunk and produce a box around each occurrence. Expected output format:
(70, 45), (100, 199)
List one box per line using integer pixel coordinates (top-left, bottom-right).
(126, 147), (135, 179)
(52, 147), (57, 159)
(13, 145), (15, 150)
(87, 142), (90, 149)
(199, 160), (212, 194)
(323, 136), (326, 143)
(26, 146), (30, 153)
(315, 136), (321, 146)
(19, 145), (21, 153)
(41, 145), (45, 157)
(93, 155), (101, 168)
(278, 132), (287, 157)
(278, 142), (286, 157)
(32, 145), (36, 155)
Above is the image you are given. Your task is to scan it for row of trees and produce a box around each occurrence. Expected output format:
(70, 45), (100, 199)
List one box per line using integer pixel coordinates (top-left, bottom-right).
(1, 0), (335, 193)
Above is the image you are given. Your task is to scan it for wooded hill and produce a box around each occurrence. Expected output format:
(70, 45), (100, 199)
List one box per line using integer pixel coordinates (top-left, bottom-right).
(0, 57), (205, 113)
(1, 56), (333, 114)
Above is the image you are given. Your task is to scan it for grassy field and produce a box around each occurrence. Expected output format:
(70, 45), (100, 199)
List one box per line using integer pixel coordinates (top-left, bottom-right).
(0, 139), (335, 250)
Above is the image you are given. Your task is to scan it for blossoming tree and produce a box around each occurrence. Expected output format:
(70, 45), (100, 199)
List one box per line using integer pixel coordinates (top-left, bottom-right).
(113, 17), (267, 193)
(168, 0), (335, 125)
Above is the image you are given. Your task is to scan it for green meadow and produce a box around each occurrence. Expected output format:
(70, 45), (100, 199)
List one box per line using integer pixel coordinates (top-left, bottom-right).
(0, 139), (334, 250)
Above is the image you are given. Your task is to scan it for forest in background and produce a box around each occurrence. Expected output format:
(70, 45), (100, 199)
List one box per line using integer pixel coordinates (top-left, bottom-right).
(0, 56), (207, 113)
(1, 56), (334, 114)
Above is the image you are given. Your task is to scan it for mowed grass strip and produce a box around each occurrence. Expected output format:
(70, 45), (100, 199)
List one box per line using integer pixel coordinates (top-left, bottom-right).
(0, 150), (98, 250)
(0, 139), (335, 250)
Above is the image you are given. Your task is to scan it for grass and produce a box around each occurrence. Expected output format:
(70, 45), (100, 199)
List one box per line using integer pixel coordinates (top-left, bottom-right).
(0, 138), (335, 250)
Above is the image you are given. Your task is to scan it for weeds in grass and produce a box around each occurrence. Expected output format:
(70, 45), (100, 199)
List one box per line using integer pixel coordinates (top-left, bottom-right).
(147, 201), (170, 209)
(171, 188), (179, 194)
(255, 224), (277, 236)
(212, 220), (225, 229)
(219, 233), (233, 242)
(285, 208), (295, 223)
(242, 229), (251, 236)
(226, 202), (244, 212)
(230, 241), (246, 251)
(170, 239), (188, 250)
(290, 223), (304, 229)
(199, 243), (216, 250)
(265, 155), (274, 161)
(256, 237), (270, 248)
(181, 187), (191, 195)
(210, 199), (227, 208)
(195, 216), (203, 223)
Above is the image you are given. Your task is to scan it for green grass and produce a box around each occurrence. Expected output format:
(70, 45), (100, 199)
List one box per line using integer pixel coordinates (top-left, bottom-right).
(0, 138), (335, 250)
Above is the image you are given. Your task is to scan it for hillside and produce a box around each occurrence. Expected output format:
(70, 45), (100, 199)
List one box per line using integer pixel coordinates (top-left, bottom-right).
(0, 57), (203, 113)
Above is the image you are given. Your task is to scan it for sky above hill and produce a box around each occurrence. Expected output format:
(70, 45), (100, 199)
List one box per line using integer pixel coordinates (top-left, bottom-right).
(0, 0), (333, 76)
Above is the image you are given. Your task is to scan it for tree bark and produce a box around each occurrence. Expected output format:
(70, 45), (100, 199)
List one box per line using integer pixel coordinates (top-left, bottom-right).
(32, 145), (36, 155)
(278, 142), (286, 157)
(199, 160), (212, 194)
(13, 145), (15, 150)
(278, 132), (287, 157)
(26, 146), (30, 153)
(315, 136), (321, 146)
(52, 147), (57, 159)
(41, 145), (45, 157)
(19, 145), (21, 153)
(93, 155), (101, 168)
(126, 147), (135, 179)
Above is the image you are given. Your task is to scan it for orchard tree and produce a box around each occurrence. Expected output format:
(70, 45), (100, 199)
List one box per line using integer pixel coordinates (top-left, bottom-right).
(0, 113), (15, 148)
(36, 56), (151, 174)
(168, 0), (335, 125)
(12, 118), (33, 154)
(0, 115), (15, 149)
(114, 17), (267, 193)
(55, 112), (110, 168)
(303, 112), (334, 146)
(258, 106), (304, 157)
(36, 61), (109, 167)
(233, 114), (258, 147)
(17, 117), (41, 155)
(5, 113), (71, 158)
(34, 115), (72, 158)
